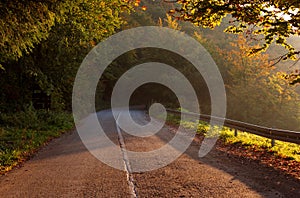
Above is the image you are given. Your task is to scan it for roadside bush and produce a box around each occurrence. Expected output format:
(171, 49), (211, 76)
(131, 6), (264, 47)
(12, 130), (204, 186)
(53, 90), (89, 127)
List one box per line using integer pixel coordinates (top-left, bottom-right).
(0, 107), (73, 173)
(0, 105), (73, 130)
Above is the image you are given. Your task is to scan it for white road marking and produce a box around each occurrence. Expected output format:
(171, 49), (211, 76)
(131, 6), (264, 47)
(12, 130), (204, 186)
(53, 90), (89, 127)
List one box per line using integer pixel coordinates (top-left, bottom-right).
(116, 113), (138, 198)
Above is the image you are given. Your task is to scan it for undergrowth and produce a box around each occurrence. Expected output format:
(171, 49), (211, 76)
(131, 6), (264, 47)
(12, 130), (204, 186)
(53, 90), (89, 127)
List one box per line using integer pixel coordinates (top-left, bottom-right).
(0, 106), (73, 174)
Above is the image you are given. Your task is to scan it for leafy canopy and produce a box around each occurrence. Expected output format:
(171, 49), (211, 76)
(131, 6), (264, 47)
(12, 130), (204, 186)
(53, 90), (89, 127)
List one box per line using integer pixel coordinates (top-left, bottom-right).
(174, 0), (299, 55)
(0, 0), (64, 65)
(0, 0), (131, 67)
(0, 0), (132, 111)
(171, 0), (300, 83)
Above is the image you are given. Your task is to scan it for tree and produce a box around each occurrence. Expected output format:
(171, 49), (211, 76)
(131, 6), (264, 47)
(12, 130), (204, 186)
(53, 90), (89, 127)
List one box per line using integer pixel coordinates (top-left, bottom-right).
(0, 0), (131, 68)
(0, 0), (67, 67)
(170, 0), (300, 84)
(0, 0), (132, 111)
(217, 35), (300, 130)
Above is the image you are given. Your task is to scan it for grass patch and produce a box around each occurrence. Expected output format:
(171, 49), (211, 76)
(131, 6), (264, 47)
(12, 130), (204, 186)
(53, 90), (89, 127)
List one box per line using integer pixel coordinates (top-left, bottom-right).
(220, 129), (300, 161)
(164, 113), (300, 162)
(0, 107), (74, 174)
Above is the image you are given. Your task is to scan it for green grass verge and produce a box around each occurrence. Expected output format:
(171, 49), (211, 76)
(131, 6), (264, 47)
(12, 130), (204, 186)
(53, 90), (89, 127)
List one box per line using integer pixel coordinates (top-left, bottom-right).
(0, 108), (74, 173)
(165, 113), (300, 162)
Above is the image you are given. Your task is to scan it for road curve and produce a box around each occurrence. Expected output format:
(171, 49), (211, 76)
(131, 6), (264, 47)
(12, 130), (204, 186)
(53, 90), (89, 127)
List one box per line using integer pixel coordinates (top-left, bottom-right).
(0, 109), (299, 197)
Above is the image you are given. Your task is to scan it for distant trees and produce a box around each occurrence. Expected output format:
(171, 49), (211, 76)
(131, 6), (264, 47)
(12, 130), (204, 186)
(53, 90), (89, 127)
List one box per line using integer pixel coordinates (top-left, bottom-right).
(116, 8), (300, 130)
(217, 35), (300, 130)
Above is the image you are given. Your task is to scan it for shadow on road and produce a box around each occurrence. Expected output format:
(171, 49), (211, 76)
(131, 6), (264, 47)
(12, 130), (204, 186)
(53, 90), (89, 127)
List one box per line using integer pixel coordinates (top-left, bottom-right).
(25, 109), (300, 197)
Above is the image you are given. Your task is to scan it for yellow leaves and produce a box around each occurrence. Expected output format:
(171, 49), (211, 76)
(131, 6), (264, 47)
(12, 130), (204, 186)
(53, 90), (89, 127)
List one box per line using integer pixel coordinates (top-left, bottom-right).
(191, 9), (196, 15)
(90, 40), (96, 47)
(169, 9), (175, 14)
(131, 0), (146, 11)
(157, 17), (163, 27)
(165, 14), (181, 30)
(193, 31), (205, 43)
(99, 1), (106, 8)
(141, 6), (147, 11)
(134, 0), (141, 7)
(286, 95), (292, 101)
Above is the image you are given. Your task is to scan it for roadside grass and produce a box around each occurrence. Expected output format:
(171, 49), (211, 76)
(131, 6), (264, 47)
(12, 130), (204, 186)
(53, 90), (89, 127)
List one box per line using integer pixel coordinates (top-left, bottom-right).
(0, 108), (74, 174)
(165, 113), (300, 162)
(220, 129), (300, 161)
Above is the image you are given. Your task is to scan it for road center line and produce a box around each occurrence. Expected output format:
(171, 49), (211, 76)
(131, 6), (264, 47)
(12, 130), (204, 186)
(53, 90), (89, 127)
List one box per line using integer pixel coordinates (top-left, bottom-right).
(116, 113), (138, 198)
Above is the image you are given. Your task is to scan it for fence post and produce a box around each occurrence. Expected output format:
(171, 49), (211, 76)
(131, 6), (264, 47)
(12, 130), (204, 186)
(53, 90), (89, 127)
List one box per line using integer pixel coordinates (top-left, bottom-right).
(271, 139), (275, 147)
(270, 126), (276, 147)
(234, 129), (238, 137)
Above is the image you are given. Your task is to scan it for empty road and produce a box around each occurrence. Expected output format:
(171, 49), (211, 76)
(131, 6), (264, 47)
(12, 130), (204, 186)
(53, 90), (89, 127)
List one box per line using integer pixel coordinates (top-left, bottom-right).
(0, 109), (299, 197)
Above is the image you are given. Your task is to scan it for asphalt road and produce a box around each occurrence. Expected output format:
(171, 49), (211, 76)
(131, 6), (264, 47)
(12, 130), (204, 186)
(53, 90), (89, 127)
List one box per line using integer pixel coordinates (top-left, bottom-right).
(0, 109), (299, 197)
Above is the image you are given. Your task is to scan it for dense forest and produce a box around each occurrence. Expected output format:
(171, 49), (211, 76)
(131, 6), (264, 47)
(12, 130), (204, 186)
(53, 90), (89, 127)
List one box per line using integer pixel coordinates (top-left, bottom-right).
(1, 0), (300, 173)
(103, 0), (300, 130)
(0, 0), (299, 127)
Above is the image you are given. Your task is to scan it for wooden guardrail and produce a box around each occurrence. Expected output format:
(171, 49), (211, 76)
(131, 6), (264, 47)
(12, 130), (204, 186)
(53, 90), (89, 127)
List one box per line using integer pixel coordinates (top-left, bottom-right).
(166, 109), (300, 145)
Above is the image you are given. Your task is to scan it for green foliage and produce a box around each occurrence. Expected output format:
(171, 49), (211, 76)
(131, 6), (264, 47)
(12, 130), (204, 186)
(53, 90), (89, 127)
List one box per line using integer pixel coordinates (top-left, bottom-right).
(0, 0), (132, 111)
(0, 0), (64, 64)
(0, 105), (73, 131)
(0, 107), (73, 173)
(221, 129), (300, 161)
(0, 0), (131, 65)
(122, 7), (156, 28)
